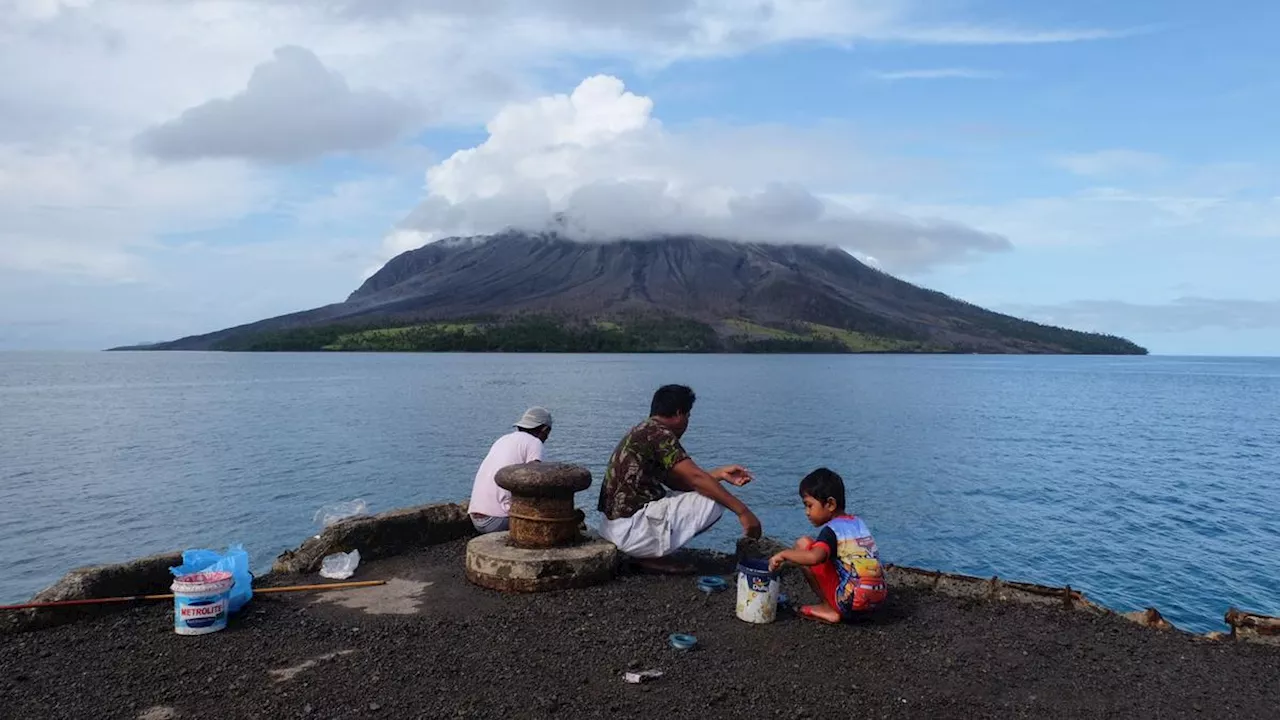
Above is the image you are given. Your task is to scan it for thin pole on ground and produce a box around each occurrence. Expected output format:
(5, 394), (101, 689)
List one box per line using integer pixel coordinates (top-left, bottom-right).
(0, 580), (387, 611)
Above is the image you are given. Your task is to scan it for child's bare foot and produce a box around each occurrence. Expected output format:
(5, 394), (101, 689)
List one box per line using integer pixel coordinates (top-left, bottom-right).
(798, 604), (843, 624)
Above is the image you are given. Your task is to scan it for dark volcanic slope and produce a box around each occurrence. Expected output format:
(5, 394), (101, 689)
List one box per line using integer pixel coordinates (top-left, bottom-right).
(139, 232), (1143, 353)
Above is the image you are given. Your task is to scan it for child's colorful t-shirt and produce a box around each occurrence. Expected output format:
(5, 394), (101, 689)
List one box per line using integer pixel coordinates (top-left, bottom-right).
(813, 515), (888, 615)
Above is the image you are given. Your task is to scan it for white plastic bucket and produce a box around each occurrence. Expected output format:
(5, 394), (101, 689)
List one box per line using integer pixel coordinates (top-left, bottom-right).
(735, 557), (780, 624)
(171, 571), (234, 636)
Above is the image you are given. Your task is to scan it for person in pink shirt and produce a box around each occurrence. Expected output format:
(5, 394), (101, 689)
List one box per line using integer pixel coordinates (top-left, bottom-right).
(467, 407), (552, 534)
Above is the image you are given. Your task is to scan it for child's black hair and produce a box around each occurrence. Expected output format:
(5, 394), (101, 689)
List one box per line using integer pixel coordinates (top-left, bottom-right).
(798, 467), (846, 513)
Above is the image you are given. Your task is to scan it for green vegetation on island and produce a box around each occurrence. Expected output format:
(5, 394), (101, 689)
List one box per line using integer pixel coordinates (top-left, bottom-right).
(201, 314), (1142, 355)
(214, 315), (722, 353)
(723, 319), (936, 353)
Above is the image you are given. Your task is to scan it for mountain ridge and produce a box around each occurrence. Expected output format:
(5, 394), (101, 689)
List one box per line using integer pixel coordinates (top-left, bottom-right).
(116, 231), (1146, 355)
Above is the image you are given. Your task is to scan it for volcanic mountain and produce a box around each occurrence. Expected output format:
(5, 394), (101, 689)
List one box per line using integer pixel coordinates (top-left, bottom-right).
(129, 231), (1145, 354)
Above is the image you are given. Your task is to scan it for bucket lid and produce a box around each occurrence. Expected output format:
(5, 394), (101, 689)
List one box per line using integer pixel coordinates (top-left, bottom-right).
(173, 570), (233, 586)
(738, 557), (773, 574)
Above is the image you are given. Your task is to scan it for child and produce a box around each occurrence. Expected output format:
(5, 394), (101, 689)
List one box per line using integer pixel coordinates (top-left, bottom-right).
(768, 467), (887, 623)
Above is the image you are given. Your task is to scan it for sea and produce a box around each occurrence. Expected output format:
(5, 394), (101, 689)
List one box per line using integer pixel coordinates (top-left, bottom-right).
(1, 351), (1277, 633)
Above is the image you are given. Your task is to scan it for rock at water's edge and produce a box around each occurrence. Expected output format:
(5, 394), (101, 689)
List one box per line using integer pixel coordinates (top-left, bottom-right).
(272, 502), (474, 575)
(3, 550), (183, 634)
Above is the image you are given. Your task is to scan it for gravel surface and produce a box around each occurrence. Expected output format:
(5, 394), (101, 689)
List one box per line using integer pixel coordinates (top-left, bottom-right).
(2, 540), (1278, 720)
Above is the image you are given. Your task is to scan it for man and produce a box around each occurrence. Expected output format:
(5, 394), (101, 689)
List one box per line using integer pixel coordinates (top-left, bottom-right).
(468, 406), (552, 534)
(597, 384), (762, 572)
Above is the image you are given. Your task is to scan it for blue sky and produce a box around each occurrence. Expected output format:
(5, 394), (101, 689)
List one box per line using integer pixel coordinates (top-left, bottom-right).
(1, 1), (1276, 354)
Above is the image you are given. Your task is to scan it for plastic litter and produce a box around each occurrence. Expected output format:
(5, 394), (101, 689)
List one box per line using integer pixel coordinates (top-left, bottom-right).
(313, 499), (369, 530)
(319, 549), (361, 580)
(696, 576), (728, 594)
(169, 544), (253, 614)
(623, 670), (663, 684)
(668, 633), (697, 651)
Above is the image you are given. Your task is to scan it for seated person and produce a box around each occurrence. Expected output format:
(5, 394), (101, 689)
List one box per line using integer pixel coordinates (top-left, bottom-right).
(768, 468), (887, 623)
(596, 384), (762, 573)
(467, 407), (552, 534)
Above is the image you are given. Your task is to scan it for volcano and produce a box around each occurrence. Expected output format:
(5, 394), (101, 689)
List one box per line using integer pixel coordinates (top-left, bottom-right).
(124, 231), (1145, 355)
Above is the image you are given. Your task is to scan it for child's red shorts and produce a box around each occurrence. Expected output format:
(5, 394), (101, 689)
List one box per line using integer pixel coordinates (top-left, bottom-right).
(811, 550), (888, 617)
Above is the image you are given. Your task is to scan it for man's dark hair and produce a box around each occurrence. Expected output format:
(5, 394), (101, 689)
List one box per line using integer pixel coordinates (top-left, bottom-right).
(650, 384), (696, 418)
(799, 467), (846, 513)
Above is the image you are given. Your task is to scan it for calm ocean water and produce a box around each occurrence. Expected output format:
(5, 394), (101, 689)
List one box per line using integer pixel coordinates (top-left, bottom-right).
(1, 351), (1277, 632)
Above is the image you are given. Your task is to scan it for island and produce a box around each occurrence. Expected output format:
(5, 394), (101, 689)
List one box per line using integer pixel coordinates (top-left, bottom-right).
(115, 232), (1147, 355)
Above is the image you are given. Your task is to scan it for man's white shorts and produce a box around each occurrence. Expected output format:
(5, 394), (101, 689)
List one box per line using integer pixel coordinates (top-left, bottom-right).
(598, 491), (725, 558)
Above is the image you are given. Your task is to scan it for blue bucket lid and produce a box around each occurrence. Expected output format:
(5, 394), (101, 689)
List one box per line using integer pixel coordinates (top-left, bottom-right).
(738, 557), (774, 575)
(669, 633), (698, 650)
(696, 576), (727, 592)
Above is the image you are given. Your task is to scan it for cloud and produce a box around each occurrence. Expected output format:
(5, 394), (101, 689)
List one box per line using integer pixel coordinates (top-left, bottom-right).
(0, 2), (1137, 151)
(265, 0), (1134, 51)
(0, 233), (383, 350)
(999, 298), (1280, 334)
(887, 23), (1140, 45)
(394, 75), (1011, 272)
(135, 46), (418, 163)
(1053, 150), (1169, 177)
(302, 0), (697, 34)
(867, 67), (1003, 81)
(889, 169), (1280, 250)
(3, 0), (94, 23)
(0, 141), (270, 281)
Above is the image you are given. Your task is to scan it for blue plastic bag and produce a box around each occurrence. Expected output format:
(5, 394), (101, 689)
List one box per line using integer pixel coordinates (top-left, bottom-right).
(170, 544), (253, 614)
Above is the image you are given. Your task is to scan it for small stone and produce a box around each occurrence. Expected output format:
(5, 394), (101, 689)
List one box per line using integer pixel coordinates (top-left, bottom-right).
(368, 702), (381, 711)
(302, 704), (313, 716)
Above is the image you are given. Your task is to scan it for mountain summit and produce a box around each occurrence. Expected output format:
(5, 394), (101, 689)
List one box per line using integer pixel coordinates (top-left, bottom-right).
(128, 232), (1145, 354)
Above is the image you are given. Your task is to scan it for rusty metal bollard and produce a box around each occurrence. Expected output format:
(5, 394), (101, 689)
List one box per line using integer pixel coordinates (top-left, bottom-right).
(495, 462), (591, 549)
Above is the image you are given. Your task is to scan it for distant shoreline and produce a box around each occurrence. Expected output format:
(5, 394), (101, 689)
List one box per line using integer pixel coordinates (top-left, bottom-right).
(110, 315), (1149, 356)
(110, 347), (1146, 356)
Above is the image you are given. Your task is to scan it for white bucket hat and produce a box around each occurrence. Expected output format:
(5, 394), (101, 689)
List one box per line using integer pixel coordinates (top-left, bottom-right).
(514, 406), (553, 430)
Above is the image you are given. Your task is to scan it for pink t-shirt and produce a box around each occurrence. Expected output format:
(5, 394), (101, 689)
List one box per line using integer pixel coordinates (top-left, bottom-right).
(468, 431), (544, 517)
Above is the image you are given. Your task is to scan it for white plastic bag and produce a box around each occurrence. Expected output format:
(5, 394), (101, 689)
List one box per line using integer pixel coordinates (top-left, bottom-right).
(313, 499), (369, 530)
(319, 549), (360, 580)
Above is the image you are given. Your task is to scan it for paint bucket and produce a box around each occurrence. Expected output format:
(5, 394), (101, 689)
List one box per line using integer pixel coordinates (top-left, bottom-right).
(171, 570), (234, 636)
(735, 557), (780, 624)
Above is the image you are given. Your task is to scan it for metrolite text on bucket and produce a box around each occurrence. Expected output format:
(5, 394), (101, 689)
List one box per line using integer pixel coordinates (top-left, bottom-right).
(171, 571), (234, 635)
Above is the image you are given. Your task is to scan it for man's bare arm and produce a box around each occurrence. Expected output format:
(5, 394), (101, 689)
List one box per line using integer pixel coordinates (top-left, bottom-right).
(669, 459), (762, 538)
(663, 469), (694, 492)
